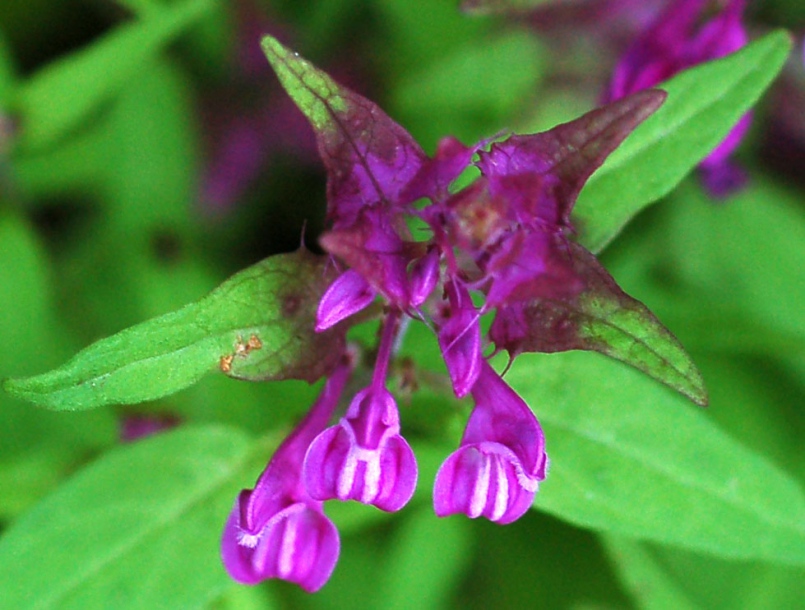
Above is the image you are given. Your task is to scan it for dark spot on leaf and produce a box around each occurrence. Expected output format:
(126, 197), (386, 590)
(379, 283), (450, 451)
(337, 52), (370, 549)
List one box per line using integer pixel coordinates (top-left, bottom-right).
(282, 293), (302, 317)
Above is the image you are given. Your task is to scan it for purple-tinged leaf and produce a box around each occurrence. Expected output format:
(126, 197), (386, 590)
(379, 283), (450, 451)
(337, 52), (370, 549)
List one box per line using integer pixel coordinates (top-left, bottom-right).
(319, 207), (426, 308)
(490, 241), (707, 406)
(261, 35), (427, 227)
(402, 136), (479, 205)
(482, 228), (584, 309)
(476, 89), (666, 228)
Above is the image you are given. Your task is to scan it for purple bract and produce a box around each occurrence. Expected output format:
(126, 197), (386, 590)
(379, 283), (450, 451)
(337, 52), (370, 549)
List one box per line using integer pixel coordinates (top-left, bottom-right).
(222, 35), (671, 592)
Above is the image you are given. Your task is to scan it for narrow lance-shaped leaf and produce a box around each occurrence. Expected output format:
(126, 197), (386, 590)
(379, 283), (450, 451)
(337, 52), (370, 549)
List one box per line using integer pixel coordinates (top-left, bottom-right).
(490, 241), (707, 406)
(261, 35), (428, 226)
(3, 249), (346, 411)
(574, 30), (793, 253)
(13, 0), (213, 152)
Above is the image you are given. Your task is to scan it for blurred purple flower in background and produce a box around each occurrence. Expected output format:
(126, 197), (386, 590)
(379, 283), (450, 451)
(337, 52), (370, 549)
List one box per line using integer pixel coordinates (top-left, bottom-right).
(119, 413), (179, 443)
(604, 0), (751, 197)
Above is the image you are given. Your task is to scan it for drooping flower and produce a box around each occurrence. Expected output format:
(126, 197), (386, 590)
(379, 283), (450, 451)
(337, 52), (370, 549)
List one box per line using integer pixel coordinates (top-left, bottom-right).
(604, 0), (750, 197)
(436, 280), (483, 398)
(221, 355), (352, 591)
(434, 360), (547, 524)
(303, 311), (418, 511)
(219, 34), (702, 593)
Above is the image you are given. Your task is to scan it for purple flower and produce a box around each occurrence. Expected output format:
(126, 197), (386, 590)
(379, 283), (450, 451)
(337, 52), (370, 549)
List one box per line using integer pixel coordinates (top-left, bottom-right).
(250, 38), (672, 577)
(303, 312), (418, 511)
(436, 280), (483, 398)
(303, 385), (418, 511)
(221, 356), (352, 591)
(604, 0), (749, 197)
(434, 361), (547, 524)
(316, 269), (376, 331)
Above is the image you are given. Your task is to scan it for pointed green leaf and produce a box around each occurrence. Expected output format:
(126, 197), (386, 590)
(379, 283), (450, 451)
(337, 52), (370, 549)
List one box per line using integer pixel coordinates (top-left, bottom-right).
(261, 35), (427, 220)
(506, 351), (805, 565)
(0, 425), (260, 609)
(13, 0), (211, 151)
(261, 35), (347, 133)
(3, 250), (346, 410)
(574, 30), (793, 253)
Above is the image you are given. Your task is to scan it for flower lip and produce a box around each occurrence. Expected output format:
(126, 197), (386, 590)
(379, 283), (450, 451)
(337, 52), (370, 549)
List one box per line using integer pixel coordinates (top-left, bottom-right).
(221, 354), (352, 591)
(302, 386), (418, 512)
(433, 361), (547, 524)
(222, 499), (339, 592)
(433, 442), (543, 524)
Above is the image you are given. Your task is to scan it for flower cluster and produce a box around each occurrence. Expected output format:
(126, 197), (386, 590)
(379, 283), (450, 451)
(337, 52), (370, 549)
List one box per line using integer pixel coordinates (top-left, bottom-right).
(222, 35), (670, 592)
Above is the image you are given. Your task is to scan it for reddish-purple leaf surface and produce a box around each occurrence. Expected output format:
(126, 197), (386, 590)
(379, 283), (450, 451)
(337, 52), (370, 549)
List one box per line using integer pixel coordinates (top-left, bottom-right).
(261, 36), (428, 228)
(490, 241), (707, 405)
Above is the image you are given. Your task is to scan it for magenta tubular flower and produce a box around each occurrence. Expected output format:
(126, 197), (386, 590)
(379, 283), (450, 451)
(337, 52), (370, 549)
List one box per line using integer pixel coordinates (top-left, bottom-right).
(434, 361), (547, 524)
(604, 0), (749, 196)
(436, 280), (483, 398)
(316, 269), (376, 331)
(259, 36), (676, 539)
(221, 357), (352, 591)
(303, 311), (417, 511)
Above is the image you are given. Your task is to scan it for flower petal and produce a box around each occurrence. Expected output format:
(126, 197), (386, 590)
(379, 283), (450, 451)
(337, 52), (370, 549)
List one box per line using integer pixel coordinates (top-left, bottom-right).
(222, 502), (339, 592)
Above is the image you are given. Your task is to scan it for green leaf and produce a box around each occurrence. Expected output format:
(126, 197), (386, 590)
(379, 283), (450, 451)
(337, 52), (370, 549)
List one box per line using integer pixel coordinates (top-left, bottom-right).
(574, 30), (793, 253)
(260, 35), (348, 134)
(600, 174), (805, 358)
(113, 0), (163, 17)
(0, 210), (118, 518)
(0, 425), (259, 609)
(644, 544), (805, 610)
(4, 250), (347, 410)
(506, 351), (805, 565)
(103, 57), (199, 233)
(13, 0), (211, 151)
